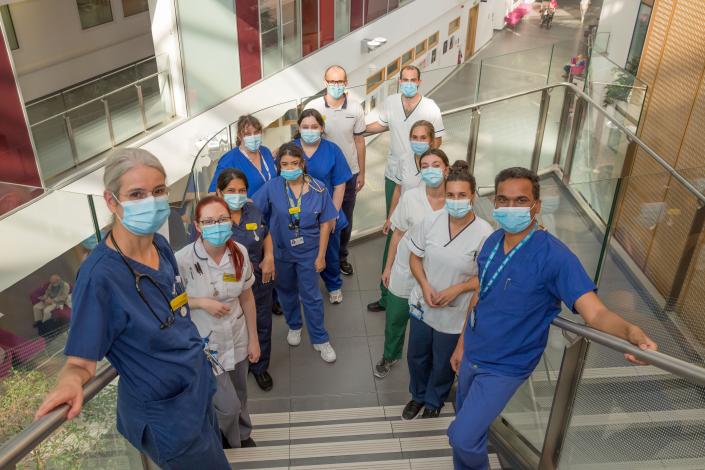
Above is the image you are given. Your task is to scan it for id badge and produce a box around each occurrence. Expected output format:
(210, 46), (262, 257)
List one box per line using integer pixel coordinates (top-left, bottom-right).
(290, 236), (304, 247)
(409, 302), (424, 321)
(170, 292), (189, 312)
(245, 223), (258, 231)
(288, 207), (301, 215)
(223, 273), (238, 283)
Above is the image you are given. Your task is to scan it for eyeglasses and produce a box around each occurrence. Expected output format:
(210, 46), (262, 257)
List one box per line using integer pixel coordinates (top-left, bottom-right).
(199, 216), (231, 226)
(495, 196), (534, 208)
(119, 186), (169, 201)
(326, 80), (346, 86)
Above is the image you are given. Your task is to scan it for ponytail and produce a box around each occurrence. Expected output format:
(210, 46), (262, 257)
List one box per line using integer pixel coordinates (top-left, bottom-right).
(447, 160), (476, 193)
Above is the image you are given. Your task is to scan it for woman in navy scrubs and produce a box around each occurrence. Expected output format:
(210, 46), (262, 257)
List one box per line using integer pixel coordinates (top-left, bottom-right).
(208, 115), (277, 197)
(216, 168), (276, 391)
(35, 149), (229, 470)
(293, 109), (352, 305)
(252, 143), (339, 363)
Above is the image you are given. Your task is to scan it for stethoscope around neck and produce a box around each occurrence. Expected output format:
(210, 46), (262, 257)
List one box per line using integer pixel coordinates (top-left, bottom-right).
(109, 231), (177, 330)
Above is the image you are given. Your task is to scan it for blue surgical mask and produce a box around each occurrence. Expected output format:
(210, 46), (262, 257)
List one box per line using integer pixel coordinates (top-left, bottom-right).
(327, 84), (345, 99)
(410, 141), (430, 155)
(492, 206), (534, 234)
(420, 167), (443, 188)
(117, 196), (170, 236)
(242, 134), (262, 152)
(201, 222), (232, 247)
(446, 199), (472, 218)
(224, 193), (247, 210)
(400, 82), (418, 98)
(300, 129), (321, 144)
(281, 168), (303, 181)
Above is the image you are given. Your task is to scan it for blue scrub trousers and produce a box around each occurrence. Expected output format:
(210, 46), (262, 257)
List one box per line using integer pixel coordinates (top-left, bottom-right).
(275, 257), (330, 344)
(249, 270), (273, 375)
(321, 229), (343, 292)
(142, 405), (229, 470)
(448, 358), (525, 470)
(407, 316), (459, 411)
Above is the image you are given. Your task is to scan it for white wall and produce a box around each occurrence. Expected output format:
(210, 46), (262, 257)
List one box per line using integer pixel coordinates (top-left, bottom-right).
(476, 0), (496, 51)
(596, 0), (640, 68)
(7, 0), (154, 101)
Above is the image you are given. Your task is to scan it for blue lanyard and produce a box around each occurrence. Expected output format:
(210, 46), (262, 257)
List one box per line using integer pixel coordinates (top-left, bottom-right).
(245, 149), (272, 183)
(479, 227), (536, 299)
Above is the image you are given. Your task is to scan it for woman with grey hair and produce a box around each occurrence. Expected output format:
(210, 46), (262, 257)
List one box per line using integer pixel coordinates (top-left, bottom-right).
(35, 148), (229, 469)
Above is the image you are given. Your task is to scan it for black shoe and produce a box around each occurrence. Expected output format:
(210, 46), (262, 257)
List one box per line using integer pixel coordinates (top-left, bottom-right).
(401, 400), (424, 420)
(252, 371), (273, 391)
(240, 437), (257, 448)
(32, 321), (41, 328)
(421, 407), (442, 418)
(366, 300), (385, 312)
(272, 302), (283, 316)
(340, 260), (354, 276)
(373, 357), (398, 379)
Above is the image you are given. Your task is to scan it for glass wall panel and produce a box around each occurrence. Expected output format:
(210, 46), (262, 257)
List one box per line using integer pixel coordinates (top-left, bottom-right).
(625, 3), (652, 75)
(301, 0), (319, 56)
(364, 0), (387, 23)
(334, 0), (350, 39)
(350, 0), (363, 30)
(282, 0), (301, 65)
(178, 0), (241, 115)
(76, 0), (113, 29)
(260, 0), (282, 77)
(122, 0), (148, 16)
(320, 0), (335, 47)
(0, 6), (19, 50)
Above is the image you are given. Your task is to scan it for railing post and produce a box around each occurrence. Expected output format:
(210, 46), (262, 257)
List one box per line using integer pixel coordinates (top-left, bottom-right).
(466, 108), (481, 174)
(664, 203), (705, 312)
(553, 88), (574, 168)
(531, 89), (551, 173)
(136, 84), (149, 131)
(102, 98), (116, 147)
(561, 97), (586, 185)
(64, 114), (80, 166)
(538, 335), (590, 470)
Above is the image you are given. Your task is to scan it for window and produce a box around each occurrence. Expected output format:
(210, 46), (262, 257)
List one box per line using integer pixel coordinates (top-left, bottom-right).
(76, 0), (113, 29)
(428, 31), (439, 48)
(366, 69), (385, 94)
(122, 0), (148, 17)
(364, 0), (387, 24)
(260, 0), (282, 77)
(0, 6), (18, 50)
(415, 39), (427, 57)
(448, 16), (460, 35)
(301, 0), (318, 56)
(625, 2), (652, 75)
(401, 48), (414, 67)
(350, 0), (363, 30)
(334, 0), (351, 39)
(282, 0), (301, 66)
(386, 58), (401, 78)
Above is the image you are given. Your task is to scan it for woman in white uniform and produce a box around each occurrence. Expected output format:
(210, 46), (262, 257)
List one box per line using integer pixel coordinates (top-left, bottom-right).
(175, 195), (260, 448)
(384, 120), (437, 234)
(403, 161), (493, 420)
(373, 149), (449, 380)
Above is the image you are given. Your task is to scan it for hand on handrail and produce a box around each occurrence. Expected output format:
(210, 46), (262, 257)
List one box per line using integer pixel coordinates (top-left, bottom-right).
(623, 325), (658, 366)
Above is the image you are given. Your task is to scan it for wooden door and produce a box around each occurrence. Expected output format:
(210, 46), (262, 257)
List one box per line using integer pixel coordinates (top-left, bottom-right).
(465, 4), (479, 61)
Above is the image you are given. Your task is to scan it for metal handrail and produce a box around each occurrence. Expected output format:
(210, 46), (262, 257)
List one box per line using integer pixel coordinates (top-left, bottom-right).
(29, 71), (168, 128)
(0, 364), (118, 469)
(553, 317), (705, 387)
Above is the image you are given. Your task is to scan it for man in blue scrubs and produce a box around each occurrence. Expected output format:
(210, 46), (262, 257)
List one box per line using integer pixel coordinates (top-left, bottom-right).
(448, 167), (657, 470)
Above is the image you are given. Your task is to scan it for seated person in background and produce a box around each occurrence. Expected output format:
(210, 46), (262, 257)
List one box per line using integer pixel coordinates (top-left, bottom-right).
(562, 54), (587, 79)
(33, 275), (71, 327)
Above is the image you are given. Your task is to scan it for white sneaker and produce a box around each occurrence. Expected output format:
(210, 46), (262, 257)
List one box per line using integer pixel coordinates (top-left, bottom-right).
(313, 342), (337, 363)
(287, 328), (302, 346)
(329, 289), (343, 304)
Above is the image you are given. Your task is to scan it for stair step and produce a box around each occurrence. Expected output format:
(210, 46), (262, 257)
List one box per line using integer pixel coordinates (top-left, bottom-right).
(245, 456), (455, 470)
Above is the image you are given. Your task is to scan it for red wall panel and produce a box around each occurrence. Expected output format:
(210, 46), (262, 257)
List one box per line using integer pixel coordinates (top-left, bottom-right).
(0, 29), (42, 216)
(302, 0), (319, 56)
(319, 0), (334, 47)
(235, 0), (262, 88)
(350, 0), (363, 31)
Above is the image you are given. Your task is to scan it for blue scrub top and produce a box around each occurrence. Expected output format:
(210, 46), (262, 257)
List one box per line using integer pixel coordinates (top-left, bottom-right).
(231, 202), (268, 270)
(294, 138), (352, 230)
(208, 146), (277, 196)
(65, 233), (215, 460)
(464, 229), (596, 378)
(252, 176), (338, 262)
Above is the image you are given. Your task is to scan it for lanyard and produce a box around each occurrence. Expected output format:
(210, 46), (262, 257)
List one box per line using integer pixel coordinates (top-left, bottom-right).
(286, 181), (303, 220)
(244, 149), (272, 183)
(479, 227), (536, 299)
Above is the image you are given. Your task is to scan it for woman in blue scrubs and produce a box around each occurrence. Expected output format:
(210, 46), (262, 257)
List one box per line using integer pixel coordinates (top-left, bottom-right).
(208, 115), (277, 196)
(215, 168), (276, 392)
(293, 109), (352, 305)
(35, 149), (229, 470)
(252, 142), (339, 363)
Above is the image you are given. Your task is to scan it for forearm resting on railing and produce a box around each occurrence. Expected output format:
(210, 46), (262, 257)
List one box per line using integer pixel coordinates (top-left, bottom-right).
(35, 357), (97, 420)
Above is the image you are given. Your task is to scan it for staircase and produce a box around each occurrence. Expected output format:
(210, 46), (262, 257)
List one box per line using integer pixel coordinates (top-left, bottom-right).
(229, 405), (504, 469)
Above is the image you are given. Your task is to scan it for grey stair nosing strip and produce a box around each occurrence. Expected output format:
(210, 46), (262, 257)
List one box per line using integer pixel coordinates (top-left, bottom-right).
(247, 456), (455, 470)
